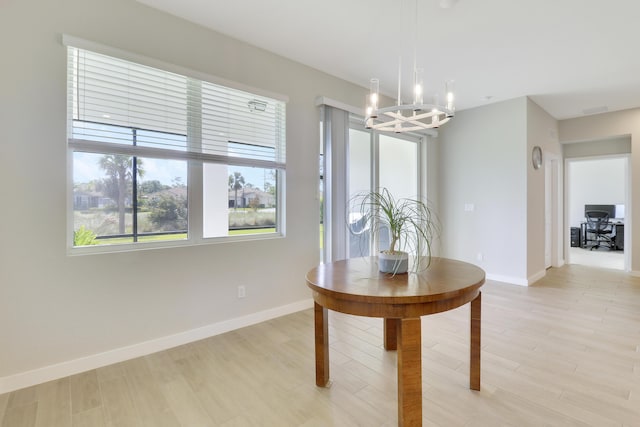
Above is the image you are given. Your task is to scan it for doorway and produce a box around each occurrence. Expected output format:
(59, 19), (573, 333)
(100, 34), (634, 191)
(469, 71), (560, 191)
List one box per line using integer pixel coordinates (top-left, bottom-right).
(566, 155), (629, 271)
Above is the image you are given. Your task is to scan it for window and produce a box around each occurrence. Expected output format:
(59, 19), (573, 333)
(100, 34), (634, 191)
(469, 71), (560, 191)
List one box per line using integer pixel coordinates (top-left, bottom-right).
(67, 42), (286, 250)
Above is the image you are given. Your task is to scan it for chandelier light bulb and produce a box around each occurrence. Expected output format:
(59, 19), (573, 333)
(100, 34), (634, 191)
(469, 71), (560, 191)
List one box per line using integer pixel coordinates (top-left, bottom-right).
(446, 80), (455, 116)
(413, 68), (424, 106)
(369, 78), (380, 117)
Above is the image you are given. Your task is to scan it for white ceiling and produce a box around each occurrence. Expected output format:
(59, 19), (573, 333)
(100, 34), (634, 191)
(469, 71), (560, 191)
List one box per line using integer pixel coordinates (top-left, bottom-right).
(136, 0), (640, 120)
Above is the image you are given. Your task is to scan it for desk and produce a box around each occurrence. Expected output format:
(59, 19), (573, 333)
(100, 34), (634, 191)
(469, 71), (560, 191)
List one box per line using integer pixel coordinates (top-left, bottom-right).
(306, 257), (485, 427)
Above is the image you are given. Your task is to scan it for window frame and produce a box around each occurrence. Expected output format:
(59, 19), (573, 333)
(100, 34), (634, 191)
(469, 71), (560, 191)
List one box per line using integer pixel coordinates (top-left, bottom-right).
(65, 36), (288, 255)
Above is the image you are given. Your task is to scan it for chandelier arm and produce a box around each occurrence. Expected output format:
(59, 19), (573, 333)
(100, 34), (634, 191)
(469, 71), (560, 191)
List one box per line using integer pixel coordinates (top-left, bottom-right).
(372, 124), (432, 132)
(406, 111), (439, 121)
(383, 111), (435, 122)
(377, 116), (404, 126)
(408, 116), (450, 128)
(372, 122), (436, 131)
(436, 116), (451, 126)
(375, 104), (449, 115)
(367, 112), (452, 132)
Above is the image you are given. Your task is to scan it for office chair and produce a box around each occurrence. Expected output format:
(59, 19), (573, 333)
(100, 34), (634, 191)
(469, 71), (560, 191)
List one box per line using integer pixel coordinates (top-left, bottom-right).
(585, 210), (614, 250)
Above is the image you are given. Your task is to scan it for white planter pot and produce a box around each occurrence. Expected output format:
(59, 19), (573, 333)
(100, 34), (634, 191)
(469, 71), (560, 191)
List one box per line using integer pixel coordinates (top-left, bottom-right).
(378, 251), (409, 274)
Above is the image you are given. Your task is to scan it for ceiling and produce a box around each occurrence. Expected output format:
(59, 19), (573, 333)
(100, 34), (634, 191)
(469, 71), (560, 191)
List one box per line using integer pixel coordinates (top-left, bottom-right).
(136, 0), (640, 120)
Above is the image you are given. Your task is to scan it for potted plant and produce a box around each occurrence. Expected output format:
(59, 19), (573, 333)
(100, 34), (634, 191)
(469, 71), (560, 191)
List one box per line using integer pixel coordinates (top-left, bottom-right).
(348, 188), (439, 274)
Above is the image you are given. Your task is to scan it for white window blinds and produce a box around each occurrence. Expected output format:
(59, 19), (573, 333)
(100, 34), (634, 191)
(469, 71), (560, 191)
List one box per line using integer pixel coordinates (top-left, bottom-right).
(67, 46), (286, 169)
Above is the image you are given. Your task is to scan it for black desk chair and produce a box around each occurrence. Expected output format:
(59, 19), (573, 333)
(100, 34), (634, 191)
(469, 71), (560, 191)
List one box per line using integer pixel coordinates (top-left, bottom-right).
(585, 211), (614, 250)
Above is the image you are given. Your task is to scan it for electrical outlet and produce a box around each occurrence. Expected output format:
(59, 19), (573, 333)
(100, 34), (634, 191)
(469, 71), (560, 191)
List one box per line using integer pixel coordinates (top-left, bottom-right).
(477, 253), (484, 261)
(237, 285), (246, 298)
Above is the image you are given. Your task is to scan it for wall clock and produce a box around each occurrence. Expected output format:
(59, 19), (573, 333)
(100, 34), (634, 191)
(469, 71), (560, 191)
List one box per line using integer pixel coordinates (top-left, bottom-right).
(532, 146), (542, 170)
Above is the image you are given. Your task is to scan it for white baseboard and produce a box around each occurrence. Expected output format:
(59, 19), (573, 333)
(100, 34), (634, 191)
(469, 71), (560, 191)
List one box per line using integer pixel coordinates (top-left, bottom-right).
(527, 269), (547, 285)
(631, 270), (640, 277)
(486, 273), (529, 286)
(0, 298), (314, 394)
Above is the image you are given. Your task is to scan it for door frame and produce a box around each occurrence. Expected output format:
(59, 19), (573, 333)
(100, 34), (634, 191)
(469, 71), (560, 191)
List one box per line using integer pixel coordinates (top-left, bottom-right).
(545, 151), (563, 268)
(564, 154), (630, 271)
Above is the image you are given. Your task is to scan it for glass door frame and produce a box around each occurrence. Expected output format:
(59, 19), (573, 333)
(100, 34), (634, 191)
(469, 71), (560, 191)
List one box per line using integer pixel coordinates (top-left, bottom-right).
(322, 109), (427, 263)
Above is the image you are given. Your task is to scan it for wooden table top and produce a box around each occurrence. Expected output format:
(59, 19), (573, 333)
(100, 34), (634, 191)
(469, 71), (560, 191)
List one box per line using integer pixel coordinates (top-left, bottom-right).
(306, 257), (485, 307)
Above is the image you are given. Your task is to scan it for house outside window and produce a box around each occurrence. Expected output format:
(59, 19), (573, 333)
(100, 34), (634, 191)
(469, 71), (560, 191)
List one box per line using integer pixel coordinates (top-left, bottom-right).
(67, 40), (286, 250)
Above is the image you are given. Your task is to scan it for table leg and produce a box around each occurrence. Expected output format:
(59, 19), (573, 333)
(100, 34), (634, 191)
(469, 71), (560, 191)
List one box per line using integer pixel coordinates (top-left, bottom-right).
(397, 317), (422, 427)
(470, 291), (481, 391)
(384, 318), (398, 350)
(314, 302), (330, 387)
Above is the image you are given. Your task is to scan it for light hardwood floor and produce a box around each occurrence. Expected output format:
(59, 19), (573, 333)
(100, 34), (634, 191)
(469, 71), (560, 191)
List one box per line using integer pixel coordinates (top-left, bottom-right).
(1, 264), (639, 426)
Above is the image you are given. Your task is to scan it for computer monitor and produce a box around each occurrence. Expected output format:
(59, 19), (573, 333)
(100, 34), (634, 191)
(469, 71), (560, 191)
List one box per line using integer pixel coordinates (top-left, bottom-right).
(584, 204), (616, 218)
(615, 204), (625, 220)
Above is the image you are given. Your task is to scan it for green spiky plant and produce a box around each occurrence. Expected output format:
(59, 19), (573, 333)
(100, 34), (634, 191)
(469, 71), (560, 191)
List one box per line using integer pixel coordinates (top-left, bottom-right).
(73, 226), (98, 246)
(348, 188), (439, 272)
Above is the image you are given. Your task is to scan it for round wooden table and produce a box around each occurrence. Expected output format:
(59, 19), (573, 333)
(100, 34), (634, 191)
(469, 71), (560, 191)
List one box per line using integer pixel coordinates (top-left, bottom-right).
(306, 257), (485, 427)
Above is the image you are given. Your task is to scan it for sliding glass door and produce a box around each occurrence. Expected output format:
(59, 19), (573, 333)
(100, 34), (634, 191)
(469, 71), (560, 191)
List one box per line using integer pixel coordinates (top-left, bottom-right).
(321, 105), (424, 262)
(347, 128), (372, 258)
(379, 134), (418, 200)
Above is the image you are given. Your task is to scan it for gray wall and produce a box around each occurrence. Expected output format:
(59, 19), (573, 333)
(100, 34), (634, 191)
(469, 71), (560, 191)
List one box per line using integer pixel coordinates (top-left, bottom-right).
(563, 136), (631, 158)
(0, 0), (368, 387)
(437, 97), (529, 283)
(437, 97), (562, 284)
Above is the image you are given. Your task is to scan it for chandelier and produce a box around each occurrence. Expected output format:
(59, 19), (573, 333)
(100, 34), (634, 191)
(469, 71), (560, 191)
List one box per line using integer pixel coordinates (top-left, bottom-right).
(365, 0), (455, 133)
